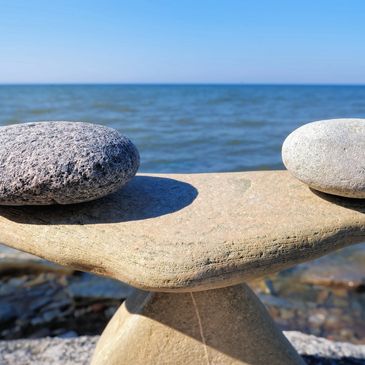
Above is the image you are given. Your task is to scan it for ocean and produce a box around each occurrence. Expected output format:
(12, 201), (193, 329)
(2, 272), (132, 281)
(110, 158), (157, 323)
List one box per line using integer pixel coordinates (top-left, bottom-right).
(1, 84), (365, 173)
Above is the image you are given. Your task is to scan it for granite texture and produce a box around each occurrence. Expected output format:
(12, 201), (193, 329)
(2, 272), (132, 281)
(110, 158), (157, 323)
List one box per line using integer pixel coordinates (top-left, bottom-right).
(0, 121), (139, 205)
(285, 331), (365, 361)
(0, 171), (364, 292)
(0, 336), (97, 365)
(282, 119), (365, 198)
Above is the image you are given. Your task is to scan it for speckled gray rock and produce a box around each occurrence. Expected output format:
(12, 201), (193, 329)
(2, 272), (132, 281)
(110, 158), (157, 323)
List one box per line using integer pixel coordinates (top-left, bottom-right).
(282, 119), (365, 198)
(0, 121), (139, 205)
(0, 336), (97, 365)
(285, 331), (365, 361)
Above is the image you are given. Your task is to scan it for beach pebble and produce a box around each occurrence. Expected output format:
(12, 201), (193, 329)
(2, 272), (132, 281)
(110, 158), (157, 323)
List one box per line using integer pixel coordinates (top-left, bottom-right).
(0, 121), (139, 205)
(282, 119), (365, 198)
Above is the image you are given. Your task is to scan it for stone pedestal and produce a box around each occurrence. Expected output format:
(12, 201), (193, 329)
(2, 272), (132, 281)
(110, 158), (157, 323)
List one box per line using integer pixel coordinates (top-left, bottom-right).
(91, 284), (304, 365)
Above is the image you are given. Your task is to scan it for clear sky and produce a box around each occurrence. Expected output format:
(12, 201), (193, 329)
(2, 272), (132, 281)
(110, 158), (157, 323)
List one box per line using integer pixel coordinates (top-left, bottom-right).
(1, 0), (365, 84)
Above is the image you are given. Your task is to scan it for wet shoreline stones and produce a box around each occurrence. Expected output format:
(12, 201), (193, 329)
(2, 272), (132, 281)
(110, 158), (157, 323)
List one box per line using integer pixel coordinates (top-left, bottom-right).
(0, 121), (139, 205)
(282, 119), (365, 198)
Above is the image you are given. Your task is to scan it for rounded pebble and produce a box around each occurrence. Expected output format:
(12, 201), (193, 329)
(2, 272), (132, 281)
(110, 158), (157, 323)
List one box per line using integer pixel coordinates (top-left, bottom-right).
(0, 121), (140, 205)
(282, 118), (365, 198)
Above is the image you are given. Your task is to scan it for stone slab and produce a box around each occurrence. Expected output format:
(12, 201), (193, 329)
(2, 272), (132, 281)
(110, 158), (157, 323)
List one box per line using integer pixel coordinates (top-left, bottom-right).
(0, 243), (72, 274)
(0, 171), (364, 291)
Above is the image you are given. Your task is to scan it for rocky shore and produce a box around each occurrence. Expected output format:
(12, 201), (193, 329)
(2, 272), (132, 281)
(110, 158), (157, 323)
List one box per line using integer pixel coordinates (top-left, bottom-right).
(0, 243), (363, 344)
(0, 242), (364, 362)
(0, 332), (364, 365)
(0, 245), (131, 340)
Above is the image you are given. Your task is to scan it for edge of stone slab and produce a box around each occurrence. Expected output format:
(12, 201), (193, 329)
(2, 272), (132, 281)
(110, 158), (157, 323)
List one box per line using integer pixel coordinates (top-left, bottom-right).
(0, 332), (363, 365)
(0, 244), (73, 274)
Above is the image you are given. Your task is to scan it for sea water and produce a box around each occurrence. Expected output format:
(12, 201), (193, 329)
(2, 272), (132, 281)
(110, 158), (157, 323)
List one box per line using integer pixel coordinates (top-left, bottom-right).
(1, 84), (365, 173)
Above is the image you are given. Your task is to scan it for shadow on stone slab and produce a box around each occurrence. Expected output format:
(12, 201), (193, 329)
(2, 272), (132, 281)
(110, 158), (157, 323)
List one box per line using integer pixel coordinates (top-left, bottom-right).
(309, 188), (365, 214)
(0, 176), (198, 225)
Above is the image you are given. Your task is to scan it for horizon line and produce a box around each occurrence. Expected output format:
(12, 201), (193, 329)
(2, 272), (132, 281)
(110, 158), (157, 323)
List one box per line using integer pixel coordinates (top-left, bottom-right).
(1, 82), (365, 87)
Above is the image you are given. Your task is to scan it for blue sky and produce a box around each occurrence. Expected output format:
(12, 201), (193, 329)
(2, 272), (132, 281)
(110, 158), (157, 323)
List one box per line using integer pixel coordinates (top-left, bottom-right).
(1, 0), (364, 84)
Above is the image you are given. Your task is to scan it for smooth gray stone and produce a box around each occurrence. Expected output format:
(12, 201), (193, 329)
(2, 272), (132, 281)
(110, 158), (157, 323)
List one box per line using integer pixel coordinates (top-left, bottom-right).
(282, 119), (365, 198)
(0, 121), (139, 205)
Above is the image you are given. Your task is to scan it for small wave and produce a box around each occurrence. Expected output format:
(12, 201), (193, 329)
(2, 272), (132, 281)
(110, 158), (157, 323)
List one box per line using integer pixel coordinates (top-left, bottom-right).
(29, 108), (55, 115)
(176, 118), (193, 125)
(91, 102), (136, 113)
(236, 119), (268, 127)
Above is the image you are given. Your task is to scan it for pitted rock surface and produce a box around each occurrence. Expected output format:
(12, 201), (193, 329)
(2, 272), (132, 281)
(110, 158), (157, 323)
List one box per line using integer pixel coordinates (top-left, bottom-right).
(0, 122), (139, 205)
(282, 119), (365, 198)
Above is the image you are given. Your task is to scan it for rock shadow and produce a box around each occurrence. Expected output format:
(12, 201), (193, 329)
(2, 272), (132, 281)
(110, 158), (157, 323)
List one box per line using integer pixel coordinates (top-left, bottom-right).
(0, 176), (198, 225)
(302, 355), (365, 365)
(309, 188), (365, 214)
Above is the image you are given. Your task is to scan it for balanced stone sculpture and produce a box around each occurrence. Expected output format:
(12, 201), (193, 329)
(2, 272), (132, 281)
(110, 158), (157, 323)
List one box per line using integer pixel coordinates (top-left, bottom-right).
(0, 121), (139, 205)
(0, 170), (364, 364)
(282, 118), (365, 198)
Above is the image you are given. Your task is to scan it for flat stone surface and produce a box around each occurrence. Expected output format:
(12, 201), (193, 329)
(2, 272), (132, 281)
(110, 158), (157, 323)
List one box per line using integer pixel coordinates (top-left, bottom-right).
(0, 171), (364, 291)
(0, 121), (139, 205)
(282, 119), (365, 198)
(0, 332), (364, 365)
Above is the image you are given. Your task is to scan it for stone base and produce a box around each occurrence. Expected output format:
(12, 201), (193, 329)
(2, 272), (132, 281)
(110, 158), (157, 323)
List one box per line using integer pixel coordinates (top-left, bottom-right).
(91, 284), (305, 365)
(2, 333), (365, 365)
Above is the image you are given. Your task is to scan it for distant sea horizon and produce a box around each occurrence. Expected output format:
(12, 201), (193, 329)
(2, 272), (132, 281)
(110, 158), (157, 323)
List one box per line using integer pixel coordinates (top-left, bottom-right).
(1, 83), (365, 173)
(1, 83), (365, 86)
